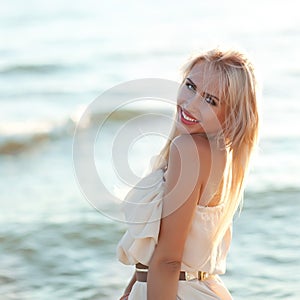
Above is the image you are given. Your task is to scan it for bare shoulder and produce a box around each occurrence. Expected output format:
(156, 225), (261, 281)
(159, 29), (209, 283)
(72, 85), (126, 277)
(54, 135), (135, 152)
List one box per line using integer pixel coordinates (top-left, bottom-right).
(164, 134), (205, 192)
(168, 134), (226, 197)
(170, 134), (211, 164)
(171, 133), (211, 148)
(165, 134), (211, 190)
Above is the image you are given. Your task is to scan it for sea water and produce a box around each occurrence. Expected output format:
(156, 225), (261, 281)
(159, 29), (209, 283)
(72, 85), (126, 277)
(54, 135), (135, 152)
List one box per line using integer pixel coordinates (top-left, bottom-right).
(0, 0), (299, 299)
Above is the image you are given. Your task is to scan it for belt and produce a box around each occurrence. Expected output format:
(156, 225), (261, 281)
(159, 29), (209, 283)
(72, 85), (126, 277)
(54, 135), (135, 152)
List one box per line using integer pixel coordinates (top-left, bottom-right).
(135, 263), (214, 282)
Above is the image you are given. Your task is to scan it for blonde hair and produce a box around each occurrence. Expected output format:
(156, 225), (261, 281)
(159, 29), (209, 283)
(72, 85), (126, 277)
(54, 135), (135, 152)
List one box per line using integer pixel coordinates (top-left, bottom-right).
(152, 48), (260, 249)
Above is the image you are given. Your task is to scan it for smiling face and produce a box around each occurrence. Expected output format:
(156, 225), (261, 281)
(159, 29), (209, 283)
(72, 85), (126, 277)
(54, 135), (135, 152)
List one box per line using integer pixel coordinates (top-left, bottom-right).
(175, 61), (226, 137)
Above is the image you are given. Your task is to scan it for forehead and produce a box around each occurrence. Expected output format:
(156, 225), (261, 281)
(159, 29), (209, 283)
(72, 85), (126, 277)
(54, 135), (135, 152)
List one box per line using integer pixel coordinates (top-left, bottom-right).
(188, 61), (221, 96)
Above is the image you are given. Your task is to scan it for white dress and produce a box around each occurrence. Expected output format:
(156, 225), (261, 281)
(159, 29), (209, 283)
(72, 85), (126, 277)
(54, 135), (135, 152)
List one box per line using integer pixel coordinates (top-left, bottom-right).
(117, 167), (233, 300)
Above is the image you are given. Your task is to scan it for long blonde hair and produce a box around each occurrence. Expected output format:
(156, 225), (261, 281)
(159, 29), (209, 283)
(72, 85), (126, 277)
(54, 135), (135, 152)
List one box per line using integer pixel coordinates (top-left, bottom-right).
(152, 48), (260, 249)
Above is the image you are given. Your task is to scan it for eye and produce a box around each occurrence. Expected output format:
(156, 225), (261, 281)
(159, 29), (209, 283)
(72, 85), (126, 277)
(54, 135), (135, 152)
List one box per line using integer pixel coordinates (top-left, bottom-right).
(185, 82), (196, 92)
(202, 92), (217, 106)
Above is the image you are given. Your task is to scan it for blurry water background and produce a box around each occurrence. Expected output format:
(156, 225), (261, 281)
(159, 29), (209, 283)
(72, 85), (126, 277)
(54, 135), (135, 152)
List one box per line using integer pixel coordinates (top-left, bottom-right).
(0, 0), (300, 299)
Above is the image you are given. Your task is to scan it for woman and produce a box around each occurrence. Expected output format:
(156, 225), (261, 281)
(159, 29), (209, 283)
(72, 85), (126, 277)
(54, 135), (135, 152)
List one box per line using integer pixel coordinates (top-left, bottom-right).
(117, 48), (260, 299)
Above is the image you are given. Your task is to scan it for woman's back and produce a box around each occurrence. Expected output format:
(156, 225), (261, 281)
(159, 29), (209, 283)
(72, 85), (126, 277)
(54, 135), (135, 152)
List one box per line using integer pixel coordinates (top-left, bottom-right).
(184, 134), (227, 207)
(117, 135), (232, 299)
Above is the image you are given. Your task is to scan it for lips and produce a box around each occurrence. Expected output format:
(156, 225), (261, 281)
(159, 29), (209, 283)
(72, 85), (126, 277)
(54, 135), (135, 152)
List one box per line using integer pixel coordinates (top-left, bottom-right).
(178, 106), (199, 125)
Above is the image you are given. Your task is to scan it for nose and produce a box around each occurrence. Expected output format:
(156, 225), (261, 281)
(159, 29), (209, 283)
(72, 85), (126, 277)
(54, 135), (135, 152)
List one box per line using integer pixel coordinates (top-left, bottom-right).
(183, 93), (201, 114)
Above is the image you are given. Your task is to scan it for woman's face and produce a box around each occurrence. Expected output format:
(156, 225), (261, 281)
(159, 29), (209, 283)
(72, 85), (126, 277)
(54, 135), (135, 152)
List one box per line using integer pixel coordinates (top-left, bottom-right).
(175, 61), (226, 136)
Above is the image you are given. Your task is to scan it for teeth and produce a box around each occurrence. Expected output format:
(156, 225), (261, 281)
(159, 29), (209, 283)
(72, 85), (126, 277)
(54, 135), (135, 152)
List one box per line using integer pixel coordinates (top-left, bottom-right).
(182, 110), (198, 122)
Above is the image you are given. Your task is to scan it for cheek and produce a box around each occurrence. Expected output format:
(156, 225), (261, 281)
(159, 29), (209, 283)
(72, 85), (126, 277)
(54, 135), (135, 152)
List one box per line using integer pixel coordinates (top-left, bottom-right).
(216, 108), (226, 125)
(200, 106), (223, 126)
(199, 103), (214, 118)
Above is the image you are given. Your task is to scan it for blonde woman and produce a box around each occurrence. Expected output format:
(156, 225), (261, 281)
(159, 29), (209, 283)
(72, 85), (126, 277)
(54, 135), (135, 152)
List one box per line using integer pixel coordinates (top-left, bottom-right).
(117, 48), (260, 299)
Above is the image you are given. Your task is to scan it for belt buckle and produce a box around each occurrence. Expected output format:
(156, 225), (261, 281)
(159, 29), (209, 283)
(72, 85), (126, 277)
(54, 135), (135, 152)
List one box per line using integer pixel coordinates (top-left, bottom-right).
(185, 271), (197, 281)
(198, 271), (208, 281)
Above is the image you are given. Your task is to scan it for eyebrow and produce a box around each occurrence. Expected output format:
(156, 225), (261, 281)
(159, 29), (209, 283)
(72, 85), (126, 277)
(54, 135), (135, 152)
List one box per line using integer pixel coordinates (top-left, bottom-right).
(186, 77), (220, 102)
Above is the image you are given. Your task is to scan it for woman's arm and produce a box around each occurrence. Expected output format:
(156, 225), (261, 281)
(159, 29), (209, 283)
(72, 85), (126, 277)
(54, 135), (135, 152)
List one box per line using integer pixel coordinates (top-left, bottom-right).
(147, 134), (204, 300)
(119, 271), (137, 300)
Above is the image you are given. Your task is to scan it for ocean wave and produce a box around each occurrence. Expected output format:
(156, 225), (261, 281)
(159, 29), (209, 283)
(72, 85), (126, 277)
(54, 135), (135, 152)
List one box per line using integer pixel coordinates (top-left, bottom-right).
(245, 186), (300, 198)
(0, 62), (85, 76)
(0, 119), (74, 155)
(0, 106), (155, 155)
(0, 63), (63, 75)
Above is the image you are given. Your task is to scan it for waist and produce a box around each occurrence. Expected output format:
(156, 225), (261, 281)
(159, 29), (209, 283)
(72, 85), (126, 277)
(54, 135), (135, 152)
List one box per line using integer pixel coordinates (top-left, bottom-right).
(135, 263), (215, 282)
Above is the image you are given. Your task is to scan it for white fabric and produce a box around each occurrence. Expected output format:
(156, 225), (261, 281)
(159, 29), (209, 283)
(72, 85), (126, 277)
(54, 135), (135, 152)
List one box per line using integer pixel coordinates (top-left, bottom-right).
(117, 168), (233, 299)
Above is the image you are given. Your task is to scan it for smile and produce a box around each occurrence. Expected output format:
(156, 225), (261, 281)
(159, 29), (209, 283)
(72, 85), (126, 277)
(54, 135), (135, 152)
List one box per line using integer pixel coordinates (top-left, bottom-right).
(179, 106), (199, 125)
